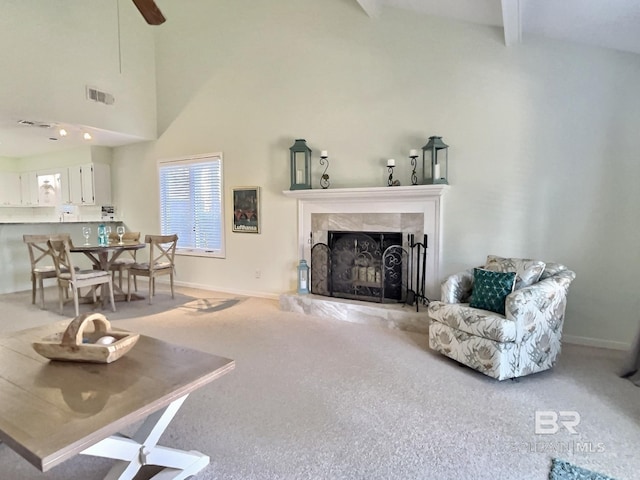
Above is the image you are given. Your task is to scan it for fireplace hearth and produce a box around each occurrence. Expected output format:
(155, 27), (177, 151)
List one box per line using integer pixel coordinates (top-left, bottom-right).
(311, 231), (406, 303)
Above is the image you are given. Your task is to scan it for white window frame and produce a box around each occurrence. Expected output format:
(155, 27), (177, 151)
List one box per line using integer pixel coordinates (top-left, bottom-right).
(157, 152), (225, 259)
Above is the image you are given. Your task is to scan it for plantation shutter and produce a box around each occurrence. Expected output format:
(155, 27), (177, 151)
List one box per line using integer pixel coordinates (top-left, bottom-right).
(159, 155), (224, 255)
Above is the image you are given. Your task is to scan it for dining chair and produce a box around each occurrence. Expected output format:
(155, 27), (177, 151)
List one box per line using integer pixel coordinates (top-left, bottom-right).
(107, 231), (141, 290)
(23, 234), (72, 309)
(127, 234), (178, 305)
(48, 238), (116, 316)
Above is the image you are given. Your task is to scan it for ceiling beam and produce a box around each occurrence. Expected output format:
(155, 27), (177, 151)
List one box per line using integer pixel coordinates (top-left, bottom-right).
(501, 0), (522, 47)
(356, 0), (382, 18)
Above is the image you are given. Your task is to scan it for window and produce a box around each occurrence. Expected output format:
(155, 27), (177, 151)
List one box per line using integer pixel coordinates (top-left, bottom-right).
(158, 153), (225, 258)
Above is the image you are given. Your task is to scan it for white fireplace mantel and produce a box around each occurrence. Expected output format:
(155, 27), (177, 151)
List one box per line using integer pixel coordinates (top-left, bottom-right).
(283, 185), (449, 300)
(282, 184), (448, 202)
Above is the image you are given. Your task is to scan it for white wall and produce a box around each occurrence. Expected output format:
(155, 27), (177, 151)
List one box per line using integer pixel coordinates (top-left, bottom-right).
(114, 1), (639, 348)
(0, 157), (20, 172)
(18, 146), (95, 171)
(0, 0), (157, 140)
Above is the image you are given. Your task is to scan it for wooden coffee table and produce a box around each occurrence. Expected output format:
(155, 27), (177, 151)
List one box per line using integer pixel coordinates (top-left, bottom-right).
(0, 321), (235, 479)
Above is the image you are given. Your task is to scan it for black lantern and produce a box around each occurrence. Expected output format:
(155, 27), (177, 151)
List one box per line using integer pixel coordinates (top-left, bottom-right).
(289, 139), (312, 190)
(422, 136), (449, 184)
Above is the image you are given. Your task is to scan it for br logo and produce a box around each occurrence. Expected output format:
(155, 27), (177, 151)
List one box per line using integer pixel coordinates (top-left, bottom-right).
(535, 411), (581, 435)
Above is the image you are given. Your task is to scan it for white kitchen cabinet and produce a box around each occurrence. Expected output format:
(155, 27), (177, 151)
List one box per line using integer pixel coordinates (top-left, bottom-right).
(68, 163), (111, 206)
(0, 172), (21, 206)
(67, 165), (83, 204)
(19, 171), (38, 206)
(1, 163), (112, 208)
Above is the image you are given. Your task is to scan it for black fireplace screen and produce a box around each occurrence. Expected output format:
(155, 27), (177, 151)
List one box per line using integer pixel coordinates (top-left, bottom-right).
(310, 231), (407, 303)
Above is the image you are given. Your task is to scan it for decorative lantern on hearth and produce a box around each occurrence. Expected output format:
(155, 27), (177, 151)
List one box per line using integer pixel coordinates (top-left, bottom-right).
(297, 259), (310, 294)
(289, 139), (312, 190)
(422, 136), (449, 184)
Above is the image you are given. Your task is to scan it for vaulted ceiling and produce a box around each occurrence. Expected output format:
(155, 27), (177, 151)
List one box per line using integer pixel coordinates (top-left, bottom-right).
(356, 0), (640, 55)
(2, 0), (639, 159)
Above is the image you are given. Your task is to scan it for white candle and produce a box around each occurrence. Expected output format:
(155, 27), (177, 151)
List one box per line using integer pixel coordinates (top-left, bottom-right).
(387, 159), (396, 167)
(409, 149), (417, 157)
(434, 163), (441, 179)
(296, 169), (303, 184)
(321, 150), (328, 158)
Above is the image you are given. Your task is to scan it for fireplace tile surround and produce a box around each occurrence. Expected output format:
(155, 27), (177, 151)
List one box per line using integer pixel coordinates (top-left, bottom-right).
(310, 213), (424, 246)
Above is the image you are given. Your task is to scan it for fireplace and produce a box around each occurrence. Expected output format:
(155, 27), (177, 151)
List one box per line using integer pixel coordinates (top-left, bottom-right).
(311, 230), (406, 303)
(282, 185), (449, 302)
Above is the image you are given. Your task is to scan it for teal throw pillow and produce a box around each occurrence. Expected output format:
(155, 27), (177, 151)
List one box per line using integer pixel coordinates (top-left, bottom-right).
(469, 268), (516, 315)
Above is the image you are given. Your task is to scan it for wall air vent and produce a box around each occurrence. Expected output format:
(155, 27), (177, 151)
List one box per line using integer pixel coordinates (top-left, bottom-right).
(86, 86), (115, 106)
(17, 120), (53, 128)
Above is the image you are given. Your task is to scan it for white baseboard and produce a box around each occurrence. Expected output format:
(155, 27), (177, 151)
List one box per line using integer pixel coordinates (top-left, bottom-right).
(172, 279), (280, 300)
(563, 334), (630, 351)
(144, 279), (636, 349)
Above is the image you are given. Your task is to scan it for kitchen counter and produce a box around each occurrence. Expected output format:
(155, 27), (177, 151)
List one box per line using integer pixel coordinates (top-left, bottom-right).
(0, 220), (120, 225)
(0, 203), (113, 225)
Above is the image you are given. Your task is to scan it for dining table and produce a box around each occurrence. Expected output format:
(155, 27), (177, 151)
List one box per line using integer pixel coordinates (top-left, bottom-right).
(71, 241), (147, 302)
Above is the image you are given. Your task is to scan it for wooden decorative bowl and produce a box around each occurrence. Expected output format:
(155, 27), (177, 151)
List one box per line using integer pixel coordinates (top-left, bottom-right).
(32, 313), (139, 364)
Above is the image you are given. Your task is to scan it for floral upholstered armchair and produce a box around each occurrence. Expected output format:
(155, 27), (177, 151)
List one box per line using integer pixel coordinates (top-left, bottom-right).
(427, 256), (576, 381)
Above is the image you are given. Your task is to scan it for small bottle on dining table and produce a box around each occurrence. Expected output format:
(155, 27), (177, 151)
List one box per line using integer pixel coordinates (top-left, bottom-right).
(98, 224), (107, 246)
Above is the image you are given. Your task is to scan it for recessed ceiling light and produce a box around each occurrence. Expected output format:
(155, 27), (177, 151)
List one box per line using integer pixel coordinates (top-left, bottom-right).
(59, 128), (68, 137)
(83, 132), (92, 140)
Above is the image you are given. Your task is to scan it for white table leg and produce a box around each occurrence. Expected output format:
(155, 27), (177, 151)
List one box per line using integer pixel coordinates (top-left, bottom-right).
(80, 394), (210, 480)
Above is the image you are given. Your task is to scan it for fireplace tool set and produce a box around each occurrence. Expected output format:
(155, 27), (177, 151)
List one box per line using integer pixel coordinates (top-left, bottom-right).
(406, 234), (430, 312)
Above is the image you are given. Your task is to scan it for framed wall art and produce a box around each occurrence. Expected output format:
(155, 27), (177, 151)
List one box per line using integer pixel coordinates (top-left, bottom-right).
(232, 186), (260, 233)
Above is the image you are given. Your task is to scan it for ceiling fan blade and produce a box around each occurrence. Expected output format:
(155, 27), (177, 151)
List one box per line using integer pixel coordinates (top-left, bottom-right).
(131, 0), (166, 25)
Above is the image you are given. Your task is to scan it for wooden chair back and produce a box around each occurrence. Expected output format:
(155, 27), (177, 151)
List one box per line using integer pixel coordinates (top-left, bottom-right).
(47, 238), (115, 315)
(127, 234), (178, 304)
(23, 234), (71, 308)
(23, 234), (55, 272)
(108, 231), (141, 261)
(108, 231), (141, 243)
(23, 234), (72, 270)
(145, 234), (178, 272)
(47, 238), (77, 282)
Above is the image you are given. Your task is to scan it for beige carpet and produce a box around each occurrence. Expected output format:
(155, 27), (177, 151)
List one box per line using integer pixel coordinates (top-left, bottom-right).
(0, 285), (638, 480)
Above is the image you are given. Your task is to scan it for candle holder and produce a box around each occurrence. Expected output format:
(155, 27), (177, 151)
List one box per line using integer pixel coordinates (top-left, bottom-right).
(409, 153), (418, 185)
(387, 165), (395, 186)
(319, 152), (330, 189)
